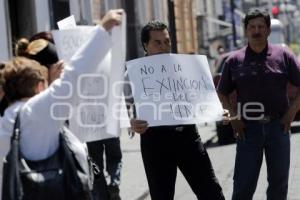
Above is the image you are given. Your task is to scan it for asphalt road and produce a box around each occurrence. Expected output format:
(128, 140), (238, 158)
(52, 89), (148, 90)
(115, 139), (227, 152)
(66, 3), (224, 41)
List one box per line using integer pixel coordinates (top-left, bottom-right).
(119, 124), (300, 200)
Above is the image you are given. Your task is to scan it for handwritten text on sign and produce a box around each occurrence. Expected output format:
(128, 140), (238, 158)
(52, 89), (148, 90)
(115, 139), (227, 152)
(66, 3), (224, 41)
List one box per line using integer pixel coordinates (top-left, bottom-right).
(52, 23), (127, 141)
(126, 54), (223, 126)
(52, 26), (95, 62)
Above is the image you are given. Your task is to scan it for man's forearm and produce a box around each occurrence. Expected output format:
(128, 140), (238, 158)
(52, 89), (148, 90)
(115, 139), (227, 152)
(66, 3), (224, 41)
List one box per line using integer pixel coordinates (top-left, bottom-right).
(218, 92), (237, 118)
(288, 87), (300, 115)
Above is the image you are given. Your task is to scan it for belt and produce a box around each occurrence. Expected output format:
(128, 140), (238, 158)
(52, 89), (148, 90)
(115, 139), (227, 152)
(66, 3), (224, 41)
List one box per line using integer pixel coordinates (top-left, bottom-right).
(151, 124), (196, 132)
(256, 114), (282, 123)
(243, 113), (283, 123)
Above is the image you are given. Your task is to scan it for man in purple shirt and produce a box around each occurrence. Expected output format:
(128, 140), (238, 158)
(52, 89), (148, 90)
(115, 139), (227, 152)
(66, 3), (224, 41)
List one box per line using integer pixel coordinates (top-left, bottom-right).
(218, 8), (300, 200)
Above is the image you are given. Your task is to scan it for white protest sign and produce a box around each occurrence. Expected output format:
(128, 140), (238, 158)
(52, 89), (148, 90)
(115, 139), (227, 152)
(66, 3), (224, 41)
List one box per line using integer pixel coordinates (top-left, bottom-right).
(52, 26), (95, 63)
(106, 12), (129, 133)
(57, 15), (76, 30)
(126, 54), (223, 126)
(52, 16), (127, 142)
(73, 52), (112, 141)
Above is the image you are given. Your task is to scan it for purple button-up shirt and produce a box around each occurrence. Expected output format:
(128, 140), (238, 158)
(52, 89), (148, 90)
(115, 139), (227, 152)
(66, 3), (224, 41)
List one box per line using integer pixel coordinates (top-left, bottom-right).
(217, 43), (300, 115)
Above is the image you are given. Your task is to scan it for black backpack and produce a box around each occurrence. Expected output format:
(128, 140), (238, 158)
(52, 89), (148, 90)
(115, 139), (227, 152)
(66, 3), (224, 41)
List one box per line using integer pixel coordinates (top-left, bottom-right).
(2, 111), (94, 200)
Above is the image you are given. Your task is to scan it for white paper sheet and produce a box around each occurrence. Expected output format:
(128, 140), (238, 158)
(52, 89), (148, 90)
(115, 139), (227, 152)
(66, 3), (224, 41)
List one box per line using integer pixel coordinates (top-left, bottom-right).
(126, 54), (223, 126)
(57, 15), (76, 30)
(52, 15), (127, 141)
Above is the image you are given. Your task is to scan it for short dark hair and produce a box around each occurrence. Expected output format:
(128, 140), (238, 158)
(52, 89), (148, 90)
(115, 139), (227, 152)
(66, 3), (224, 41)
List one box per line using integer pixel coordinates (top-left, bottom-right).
(244, 8), (270, 29)
(140, 20), (169, 51)
(30, 31), (54, 44)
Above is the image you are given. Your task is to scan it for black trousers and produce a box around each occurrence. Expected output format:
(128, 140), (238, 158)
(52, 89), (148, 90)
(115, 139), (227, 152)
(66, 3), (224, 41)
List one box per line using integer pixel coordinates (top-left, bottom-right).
(140, 125), (225, 200)
(87, 138), (122, 186)
(87, 138), (122, 200)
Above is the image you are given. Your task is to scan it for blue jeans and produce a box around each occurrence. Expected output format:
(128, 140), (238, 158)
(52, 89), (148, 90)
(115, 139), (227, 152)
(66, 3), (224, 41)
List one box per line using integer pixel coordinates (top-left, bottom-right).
(232, 119), (290, 200)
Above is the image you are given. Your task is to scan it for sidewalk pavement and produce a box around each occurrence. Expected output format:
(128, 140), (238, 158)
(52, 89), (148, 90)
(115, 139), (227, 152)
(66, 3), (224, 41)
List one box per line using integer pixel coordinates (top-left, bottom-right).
(119, 125), (300, 200)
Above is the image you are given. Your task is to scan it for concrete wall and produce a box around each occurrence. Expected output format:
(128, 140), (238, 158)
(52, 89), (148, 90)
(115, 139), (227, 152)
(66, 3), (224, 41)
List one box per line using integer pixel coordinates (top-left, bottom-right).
(174, 0), (198, 53)
(0, 0), (10, 61)
(34, 0), (51, 32)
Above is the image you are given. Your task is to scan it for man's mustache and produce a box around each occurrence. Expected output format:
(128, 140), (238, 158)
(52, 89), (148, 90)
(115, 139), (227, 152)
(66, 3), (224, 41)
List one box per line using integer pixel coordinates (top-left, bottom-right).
(252, 33), (262, 38)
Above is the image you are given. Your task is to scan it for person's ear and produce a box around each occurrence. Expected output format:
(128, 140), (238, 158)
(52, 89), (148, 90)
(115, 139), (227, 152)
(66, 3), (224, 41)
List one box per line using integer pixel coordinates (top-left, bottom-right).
(243, 27), (247, 38)
(143, 42), (148, 53)
(35, 81), (47, 94)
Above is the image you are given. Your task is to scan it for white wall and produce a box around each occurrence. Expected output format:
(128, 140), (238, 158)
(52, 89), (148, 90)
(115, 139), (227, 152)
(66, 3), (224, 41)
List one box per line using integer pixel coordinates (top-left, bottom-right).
(0, 0), (10, 61)
(70, 0), (80, 22)
(196, 0), (205, 16)
(104, 0), (119, 10)
(207, 0), (216, 39)
(153, 0), (163, 21)
(136, 0), (147, 25)
(70, 0), (92, 25)
(34, 0), (51, 32)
